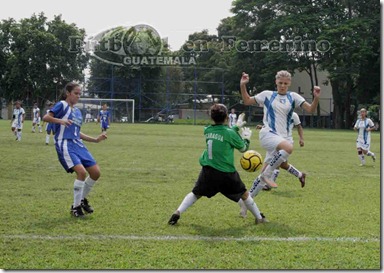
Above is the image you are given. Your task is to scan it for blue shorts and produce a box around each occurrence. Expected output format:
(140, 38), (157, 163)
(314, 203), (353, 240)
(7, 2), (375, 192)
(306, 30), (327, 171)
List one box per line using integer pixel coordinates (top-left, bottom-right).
(55, 139), (97, 173)
(101, 122), (109, 130)
(46, 123), (56, 134)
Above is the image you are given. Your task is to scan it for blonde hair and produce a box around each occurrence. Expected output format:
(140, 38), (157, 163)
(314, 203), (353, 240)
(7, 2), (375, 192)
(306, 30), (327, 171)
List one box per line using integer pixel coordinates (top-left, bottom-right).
(360, 108), (367, 112)
(275, 70), (292, 80)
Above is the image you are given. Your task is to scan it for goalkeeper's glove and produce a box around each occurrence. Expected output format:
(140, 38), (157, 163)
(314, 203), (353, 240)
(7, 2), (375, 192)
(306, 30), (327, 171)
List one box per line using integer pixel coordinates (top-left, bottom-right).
(236, 113), (246, 128)
(241, 127), (252, 140)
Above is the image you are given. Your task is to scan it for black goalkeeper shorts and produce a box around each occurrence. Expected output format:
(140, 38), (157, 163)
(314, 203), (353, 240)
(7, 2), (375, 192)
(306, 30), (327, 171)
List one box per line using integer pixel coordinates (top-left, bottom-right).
(192, 166), (247, 202)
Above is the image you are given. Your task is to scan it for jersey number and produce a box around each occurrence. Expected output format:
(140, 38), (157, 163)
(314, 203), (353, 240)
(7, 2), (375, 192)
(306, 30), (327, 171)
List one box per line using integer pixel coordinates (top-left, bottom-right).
(207, 140), (213, 160)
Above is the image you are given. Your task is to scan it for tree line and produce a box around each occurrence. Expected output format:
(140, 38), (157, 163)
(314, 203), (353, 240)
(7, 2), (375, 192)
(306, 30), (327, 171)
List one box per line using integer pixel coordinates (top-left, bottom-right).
(0, 0), (379, 128)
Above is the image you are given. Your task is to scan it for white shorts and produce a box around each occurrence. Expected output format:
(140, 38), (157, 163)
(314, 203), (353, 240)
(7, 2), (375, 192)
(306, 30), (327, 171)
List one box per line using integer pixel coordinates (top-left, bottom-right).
(85, 114), (91, 119)
(33, 117), (41, 124)
(356, 140), (370, 151)
(260, 128), (293, 164)
(11, 120), (23, 130)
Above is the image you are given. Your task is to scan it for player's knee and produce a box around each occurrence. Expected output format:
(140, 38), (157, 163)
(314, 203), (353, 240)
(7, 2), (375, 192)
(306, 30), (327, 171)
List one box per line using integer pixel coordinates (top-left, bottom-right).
(357, 150), (362, 155)
(241, 191), (249, 200)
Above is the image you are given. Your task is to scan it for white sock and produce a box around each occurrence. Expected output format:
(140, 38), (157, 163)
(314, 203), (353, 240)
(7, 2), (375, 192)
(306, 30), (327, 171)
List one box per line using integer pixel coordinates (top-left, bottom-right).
(38, 125), (42, 132)
(249, 176), (265, 198)
(287, 164), (302, 178)
(73, 180), (84, 207)
(17, 131), (22, 140)
(367, 151), (374, 157)
(177, 192), (198, 214)
(243, 195), (262, 219)
(82, 177), (96, 199)
(32, 126), (35, 132)
(45, 135), (50, 144)
(272, 169), (280, 181)
(263, 150), (290, 177)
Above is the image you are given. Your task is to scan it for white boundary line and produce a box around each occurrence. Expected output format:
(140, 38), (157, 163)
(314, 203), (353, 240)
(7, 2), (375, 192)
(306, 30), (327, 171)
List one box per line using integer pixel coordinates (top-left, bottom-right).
(1, 234), (379, 243)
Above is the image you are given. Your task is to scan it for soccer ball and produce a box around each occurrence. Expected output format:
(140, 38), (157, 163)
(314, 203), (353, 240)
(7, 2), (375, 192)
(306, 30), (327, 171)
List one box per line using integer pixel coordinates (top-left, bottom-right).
(240, 150), (263, 172)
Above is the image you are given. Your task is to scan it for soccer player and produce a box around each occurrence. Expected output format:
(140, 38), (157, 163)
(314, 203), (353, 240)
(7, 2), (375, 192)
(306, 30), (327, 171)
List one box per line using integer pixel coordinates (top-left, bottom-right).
(41, 102), (56, 145)
(11, 100), (25, 141)
(168, 104), (268, 226)
(239, 70), (320, 190)
(97, 104), (111, 132)
(85, 106), (92, 123)
(43, 83), (107, 218)
(238, 111), (306, 217)
(32, 102), (42, 133)
(228, 108), (237, 128)
(353, 108), (376, 166)
(261, 111), (305, 191)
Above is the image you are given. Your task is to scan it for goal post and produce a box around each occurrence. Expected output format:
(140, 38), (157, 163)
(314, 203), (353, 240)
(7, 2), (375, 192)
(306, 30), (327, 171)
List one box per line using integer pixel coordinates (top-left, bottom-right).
(77, 98), (135, 123)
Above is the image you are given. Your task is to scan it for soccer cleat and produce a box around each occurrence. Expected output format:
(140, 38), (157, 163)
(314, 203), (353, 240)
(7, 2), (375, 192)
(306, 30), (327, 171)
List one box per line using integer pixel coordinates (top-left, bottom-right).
(239, 206), (247, 218)
(255, 213), (269, 224)
(372, 154), (376, 162)
(262, 184), (272, 191)
(260, 173), (278, 188)
(299, 173), (306, 188)
(81, 198), (94, 214)
(70, 205), (85, 218)
(168, 213), (180, 225)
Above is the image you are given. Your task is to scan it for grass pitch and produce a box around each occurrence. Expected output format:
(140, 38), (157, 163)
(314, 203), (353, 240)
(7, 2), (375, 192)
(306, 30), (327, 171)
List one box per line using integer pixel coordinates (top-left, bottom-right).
(0, 120), (380, 269)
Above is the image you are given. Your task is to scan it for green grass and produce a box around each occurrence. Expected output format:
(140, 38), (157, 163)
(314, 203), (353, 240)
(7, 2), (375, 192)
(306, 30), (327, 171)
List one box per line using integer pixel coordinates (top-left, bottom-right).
(0, 120), (380, 269)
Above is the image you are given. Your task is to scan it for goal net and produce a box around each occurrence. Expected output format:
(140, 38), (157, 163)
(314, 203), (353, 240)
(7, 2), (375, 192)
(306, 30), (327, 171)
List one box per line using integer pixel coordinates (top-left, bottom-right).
(77, 98), (135, 123)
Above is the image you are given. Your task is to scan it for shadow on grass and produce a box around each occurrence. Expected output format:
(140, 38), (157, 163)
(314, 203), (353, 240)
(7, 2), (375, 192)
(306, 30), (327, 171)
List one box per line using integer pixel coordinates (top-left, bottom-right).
(189, 223), (247, 238)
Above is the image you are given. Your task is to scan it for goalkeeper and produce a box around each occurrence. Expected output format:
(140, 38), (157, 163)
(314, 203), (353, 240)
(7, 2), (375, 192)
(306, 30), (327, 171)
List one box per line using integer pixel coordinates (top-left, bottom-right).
(168, 103), (268, 225)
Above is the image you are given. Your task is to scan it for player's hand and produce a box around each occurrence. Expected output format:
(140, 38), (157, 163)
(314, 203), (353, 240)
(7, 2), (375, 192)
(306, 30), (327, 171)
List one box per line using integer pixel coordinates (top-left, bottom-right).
(236, 113), (246, 128)
(313, 86), (321, 98)
(299, 139), (304, 147)
(240, 72), (249, 85)
(241, 127), (252, 140)
(96, 132), (107, 142)
(61, 119), (73, 127)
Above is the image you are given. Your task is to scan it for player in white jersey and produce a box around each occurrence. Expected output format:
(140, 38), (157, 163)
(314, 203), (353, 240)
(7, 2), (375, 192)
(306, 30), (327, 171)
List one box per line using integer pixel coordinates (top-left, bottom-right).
(239, 70), (320, 189)
(353, 108), (376, 166)
(32, 103), (42, 133)
(43, 83), (107, 218)
(260, 112), (304, 191)
(11, 101), (25, 141)
(228, 108), (237, 128)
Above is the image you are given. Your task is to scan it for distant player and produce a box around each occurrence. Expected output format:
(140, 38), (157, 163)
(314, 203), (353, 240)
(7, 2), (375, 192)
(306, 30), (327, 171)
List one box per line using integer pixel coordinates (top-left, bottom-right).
(11, 101), (25, 141)
(168, 104), (268, 226)
(228, 108), (237, 128)
(85, 106), (92, 123)
(42, 102), (56, 145)
(43, 83), (107, 218)
(97, 104), (111, 132)
(354, 108), (376, 166)
(32, 102), (42, 133)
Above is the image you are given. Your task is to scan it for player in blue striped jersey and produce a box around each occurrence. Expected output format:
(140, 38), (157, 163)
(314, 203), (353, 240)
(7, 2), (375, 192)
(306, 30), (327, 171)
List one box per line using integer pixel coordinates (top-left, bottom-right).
(43, 83), (107, 218)
(240, 70), (321, 189)
(97, 104), (111, 132)
(353, 108), (376, 166)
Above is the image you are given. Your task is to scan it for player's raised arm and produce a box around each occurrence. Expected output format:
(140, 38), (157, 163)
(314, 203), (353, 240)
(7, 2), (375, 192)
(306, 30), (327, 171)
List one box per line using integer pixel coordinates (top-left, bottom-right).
(301, 86), (321, 113)
(240, 72), (257, 106)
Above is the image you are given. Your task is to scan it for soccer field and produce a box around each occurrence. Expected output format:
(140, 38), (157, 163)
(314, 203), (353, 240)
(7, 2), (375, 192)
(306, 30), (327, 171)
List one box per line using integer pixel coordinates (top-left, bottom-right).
(0, 120), (380, 269)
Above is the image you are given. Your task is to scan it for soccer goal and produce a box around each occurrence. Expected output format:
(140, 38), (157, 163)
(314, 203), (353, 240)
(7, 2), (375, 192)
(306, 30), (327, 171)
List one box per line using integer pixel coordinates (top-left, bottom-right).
(77, 98), (135, 123)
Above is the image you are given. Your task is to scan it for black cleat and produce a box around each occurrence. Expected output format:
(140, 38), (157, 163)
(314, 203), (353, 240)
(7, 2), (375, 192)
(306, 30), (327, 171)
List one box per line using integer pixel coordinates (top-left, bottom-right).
(299, 173), (306, 188)
(71, 205), (85, 218)
(168, 213), (180, 225)
(81, 198), (94, 214)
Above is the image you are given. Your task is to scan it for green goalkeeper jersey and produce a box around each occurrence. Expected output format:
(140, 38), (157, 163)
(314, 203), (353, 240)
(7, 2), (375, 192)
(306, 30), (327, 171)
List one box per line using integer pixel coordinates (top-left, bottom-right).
(199, 124), (250, 173)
